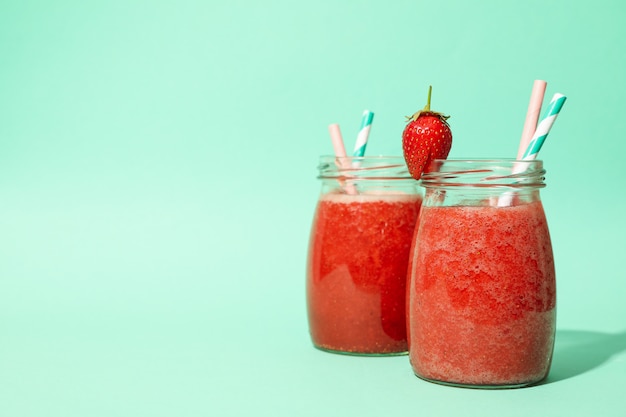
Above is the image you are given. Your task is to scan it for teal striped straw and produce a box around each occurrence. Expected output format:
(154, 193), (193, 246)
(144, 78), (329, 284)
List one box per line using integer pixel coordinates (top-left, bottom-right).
(522, 93), (567, 160)
(353, 110), (374, 157)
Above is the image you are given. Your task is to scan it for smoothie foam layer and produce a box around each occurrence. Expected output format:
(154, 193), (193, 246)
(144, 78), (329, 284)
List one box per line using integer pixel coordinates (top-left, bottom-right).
(320, 190), (422, 204)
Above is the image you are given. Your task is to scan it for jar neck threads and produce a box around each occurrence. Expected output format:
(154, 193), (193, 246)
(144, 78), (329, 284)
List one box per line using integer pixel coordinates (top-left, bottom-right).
(317, 156), (414, 180)
(419, 160), (546, 207)
(420, 159), (546, 189)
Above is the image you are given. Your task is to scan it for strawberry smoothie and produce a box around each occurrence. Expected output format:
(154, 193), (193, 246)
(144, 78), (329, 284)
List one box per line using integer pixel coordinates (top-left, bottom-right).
(307, 191), (422, 355)
(408, 200), (556, 387)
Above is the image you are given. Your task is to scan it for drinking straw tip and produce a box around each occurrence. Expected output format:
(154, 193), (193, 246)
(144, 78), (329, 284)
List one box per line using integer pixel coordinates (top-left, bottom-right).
(517, 81), (548, 159)
(550, 94), (567, 112)
(328, 123), (347, 158)
(353, 110), (374, 157)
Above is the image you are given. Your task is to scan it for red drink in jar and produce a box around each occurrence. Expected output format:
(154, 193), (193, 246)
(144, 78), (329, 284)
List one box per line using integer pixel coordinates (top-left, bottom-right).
(307, 156), (421, 355)
(408, 159), (556, 387)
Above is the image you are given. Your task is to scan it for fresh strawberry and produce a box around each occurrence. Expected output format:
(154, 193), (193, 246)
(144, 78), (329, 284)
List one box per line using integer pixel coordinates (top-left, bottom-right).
(402, 86), (452, 180)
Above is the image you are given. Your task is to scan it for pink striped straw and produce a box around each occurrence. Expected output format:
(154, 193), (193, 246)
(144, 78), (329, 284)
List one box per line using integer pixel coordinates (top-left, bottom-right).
(328, 123), (356, 194)
(517, 80), (547, 160)
(328, 123), (347, 158)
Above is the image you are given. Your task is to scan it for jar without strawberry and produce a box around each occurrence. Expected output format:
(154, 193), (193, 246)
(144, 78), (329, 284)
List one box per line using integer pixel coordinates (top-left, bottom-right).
(307, 156), (422, 355)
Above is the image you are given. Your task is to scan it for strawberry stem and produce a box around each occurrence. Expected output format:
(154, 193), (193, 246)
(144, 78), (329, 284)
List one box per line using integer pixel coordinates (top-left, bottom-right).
(424, 85), (432, 111)
(405, 85), (449, 122)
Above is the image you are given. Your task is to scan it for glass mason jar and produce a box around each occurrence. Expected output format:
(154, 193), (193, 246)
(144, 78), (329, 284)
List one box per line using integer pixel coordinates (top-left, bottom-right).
(306, 156), (422, 355)
(407, 159), (556, 388)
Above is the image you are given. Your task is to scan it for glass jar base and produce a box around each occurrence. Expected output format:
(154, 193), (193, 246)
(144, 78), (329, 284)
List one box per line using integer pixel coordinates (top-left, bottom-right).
(413, 372), (546, 389)
(313, 344), (408, 357)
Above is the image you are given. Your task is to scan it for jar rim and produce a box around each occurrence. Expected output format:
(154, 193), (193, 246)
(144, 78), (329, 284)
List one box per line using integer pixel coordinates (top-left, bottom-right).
(318, 154), (408, 161)
(421, 159), (546, 188)
(317, 155), (414, 180)
(430, 158), (543, 163)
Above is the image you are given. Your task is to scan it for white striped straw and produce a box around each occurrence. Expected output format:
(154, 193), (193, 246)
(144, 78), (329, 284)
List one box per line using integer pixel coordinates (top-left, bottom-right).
(521, 93), (567, 160)
(353, 110), (374, 157)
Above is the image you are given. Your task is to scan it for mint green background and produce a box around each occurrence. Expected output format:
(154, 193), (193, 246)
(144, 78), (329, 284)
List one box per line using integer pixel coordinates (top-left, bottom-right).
(1, 1), (625, 416)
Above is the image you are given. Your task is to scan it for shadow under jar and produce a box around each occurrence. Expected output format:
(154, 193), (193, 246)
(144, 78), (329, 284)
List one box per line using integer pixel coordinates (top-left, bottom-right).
(307, 156), (422, 356)
(407, 159), (556, 388)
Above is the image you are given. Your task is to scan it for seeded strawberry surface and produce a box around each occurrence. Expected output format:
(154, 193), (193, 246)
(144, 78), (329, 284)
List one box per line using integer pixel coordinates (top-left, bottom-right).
(402, 113), (452, 179)
(402, 87), (453, 180)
